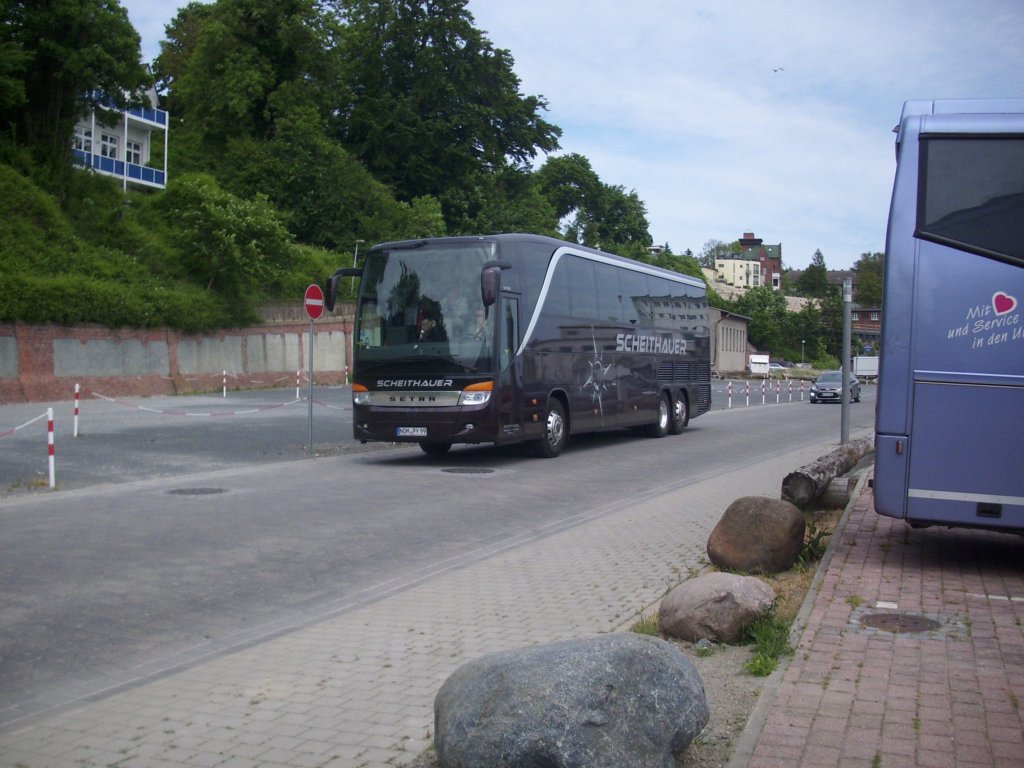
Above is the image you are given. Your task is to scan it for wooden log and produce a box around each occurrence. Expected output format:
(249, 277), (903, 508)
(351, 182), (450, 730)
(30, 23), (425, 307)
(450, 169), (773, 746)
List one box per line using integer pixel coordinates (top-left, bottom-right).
(781, 437), (873, 507)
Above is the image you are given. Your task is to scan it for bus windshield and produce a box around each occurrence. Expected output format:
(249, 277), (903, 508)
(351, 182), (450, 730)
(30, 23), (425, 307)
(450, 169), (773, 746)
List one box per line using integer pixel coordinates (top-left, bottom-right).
(354, 242), (498, 374)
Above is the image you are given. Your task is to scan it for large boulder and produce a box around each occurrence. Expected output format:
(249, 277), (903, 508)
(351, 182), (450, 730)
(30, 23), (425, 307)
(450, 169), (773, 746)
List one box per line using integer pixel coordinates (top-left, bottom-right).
(658, 571), (777, 644)
(434, 633), (709, 768)
(706, 496), (805, 573)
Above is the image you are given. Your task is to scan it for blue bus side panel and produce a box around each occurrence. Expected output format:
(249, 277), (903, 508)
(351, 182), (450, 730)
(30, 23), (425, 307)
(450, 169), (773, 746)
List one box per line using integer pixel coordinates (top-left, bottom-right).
(911, 246), (1023, 380)
(906, 382), (1024, 528)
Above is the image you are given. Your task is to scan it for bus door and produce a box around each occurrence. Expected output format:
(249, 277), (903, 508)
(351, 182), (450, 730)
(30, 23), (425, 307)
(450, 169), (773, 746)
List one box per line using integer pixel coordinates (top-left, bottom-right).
(496, 294), (525, 442)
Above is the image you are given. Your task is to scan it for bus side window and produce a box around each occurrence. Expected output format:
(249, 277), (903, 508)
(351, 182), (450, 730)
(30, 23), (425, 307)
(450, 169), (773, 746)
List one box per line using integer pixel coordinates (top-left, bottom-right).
(620, 270), (646, 327)
(502, 297), (519, 370)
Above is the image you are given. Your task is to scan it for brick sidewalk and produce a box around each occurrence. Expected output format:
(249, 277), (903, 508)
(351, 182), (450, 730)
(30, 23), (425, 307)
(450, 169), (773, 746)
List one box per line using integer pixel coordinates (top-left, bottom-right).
(740, 484), (1024, 768)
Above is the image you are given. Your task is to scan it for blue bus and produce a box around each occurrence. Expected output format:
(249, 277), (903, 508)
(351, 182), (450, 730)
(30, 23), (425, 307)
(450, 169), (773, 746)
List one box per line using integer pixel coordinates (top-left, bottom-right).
(325, 234), (711, 457)
(875, 99), (1024, 531)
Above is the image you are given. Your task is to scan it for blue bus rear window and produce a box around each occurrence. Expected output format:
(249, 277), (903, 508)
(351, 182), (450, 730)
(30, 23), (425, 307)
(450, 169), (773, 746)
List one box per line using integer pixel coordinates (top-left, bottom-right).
(917, 136), (1024, 266)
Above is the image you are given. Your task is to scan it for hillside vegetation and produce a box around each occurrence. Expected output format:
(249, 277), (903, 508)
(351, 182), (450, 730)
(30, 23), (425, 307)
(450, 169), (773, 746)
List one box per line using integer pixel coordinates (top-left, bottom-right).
(0, 163), (338, 331)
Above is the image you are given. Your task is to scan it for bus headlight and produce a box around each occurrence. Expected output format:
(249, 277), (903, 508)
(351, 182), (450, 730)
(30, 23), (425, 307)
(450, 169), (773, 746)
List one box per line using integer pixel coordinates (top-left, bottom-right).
(353, 383), (370, 405)
(458, 381), (494, 407)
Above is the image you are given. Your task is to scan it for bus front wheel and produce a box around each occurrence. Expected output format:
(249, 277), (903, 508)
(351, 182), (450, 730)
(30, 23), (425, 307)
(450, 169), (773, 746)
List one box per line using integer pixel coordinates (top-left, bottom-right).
(645, 393), (671, 438)
(534, 399), (567, 458)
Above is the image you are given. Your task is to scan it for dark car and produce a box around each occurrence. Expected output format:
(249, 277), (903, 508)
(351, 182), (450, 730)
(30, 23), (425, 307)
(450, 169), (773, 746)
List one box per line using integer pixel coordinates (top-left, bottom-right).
(809, 370), (861, 403)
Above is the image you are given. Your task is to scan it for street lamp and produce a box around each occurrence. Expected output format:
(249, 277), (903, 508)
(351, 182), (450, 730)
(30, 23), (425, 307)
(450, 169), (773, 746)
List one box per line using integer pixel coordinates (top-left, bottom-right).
(352, 239), (365, 270)
(801, 339), (805, 364)
(350, 239), (365, 295)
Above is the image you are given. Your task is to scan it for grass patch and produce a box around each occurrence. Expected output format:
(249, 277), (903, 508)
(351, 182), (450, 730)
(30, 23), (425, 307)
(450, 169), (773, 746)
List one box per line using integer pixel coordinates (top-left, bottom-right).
(743, 611), (794, 677)
(630, 611), (660, 637)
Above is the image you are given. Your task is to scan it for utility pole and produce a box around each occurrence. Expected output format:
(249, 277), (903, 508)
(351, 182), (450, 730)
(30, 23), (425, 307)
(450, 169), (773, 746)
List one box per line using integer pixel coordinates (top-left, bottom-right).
(841, 278), (852, 444)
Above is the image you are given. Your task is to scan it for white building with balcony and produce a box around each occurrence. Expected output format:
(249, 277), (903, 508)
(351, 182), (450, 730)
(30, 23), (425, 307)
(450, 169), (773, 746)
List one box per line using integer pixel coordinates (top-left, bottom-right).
(72, 80), (167, 191)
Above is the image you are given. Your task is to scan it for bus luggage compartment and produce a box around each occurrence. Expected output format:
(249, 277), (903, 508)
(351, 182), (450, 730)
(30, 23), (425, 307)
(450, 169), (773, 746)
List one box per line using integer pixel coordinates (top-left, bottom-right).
(904, 380), (1024, 529)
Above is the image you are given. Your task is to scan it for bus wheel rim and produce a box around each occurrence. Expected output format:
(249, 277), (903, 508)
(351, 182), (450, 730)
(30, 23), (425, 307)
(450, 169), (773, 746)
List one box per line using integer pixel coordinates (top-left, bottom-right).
(547, 410), (564, 445)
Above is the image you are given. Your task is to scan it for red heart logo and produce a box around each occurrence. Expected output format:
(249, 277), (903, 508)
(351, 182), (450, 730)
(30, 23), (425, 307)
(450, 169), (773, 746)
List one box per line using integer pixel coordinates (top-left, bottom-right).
(993, 292), (1017, 316)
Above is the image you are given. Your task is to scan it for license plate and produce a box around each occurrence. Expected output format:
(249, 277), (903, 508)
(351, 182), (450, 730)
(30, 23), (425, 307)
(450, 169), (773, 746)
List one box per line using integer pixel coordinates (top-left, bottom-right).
(396, 426), (428, 437)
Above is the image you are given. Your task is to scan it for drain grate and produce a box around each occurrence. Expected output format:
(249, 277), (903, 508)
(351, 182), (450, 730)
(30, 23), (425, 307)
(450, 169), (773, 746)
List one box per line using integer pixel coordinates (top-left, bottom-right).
(167, 487), (227, 496)
(441, 467), (495, 475)
(860, 612), (942, 634)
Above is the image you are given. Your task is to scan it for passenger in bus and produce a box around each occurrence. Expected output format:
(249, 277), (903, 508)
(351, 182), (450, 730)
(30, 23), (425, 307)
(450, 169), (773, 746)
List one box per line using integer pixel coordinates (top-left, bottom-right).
(417, 297), (447, 342)
(470, 308), (489, 341)
(418, 317), (446, 342)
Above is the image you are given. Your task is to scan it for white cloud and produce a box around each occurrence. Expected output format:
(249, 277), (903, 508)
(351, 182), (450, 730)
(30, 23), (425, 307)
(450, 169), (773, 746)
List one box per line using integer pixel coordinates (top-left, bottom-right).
(121, 0), (1024, 268)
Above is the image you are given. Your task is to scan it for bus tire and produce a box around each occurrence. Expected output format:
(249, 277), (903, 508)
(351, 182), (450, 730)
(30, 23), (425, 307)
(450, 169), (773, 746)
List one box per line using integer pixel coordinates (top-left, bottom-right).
(419, 442), (451, 456)
(668, 392), (689, 435)
(645, 392), (671, 438)
(534, 398), (567, 458)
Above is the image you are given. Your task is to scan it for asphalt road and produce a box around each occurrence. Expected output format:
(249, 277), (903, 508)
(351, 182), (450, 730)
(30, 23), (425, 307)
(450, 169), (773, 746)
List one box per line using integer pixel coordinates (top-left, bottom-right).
(0, 382), (876, 727)
(0, 377), (830, 494)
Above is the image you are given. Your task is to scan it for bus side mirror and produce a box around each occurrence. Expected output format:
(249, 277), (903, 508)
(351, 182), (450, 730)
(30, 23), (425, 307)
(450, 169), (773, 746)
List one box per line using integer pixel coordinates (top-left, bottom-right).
(325, 267), (363, 312)
(480, 260), (512, 307)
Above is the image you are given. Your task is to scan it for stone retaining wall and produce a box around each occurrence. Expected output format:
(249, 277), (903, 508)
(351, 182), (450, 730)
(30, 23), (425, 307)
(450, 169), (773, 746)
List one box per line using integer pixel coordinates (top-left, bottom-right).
(0, 316), (354, 403)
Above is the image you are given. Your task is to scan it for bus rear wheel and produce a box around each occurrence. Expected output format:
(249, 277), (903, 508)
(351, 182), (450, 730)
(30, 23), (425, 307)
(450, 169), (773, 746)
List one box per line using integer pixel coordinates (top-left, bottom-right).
(419, 442), (451, 456)
(645, 393), (671, 438)
(668, 393), (689, 435)
(534, 399), (567, 458)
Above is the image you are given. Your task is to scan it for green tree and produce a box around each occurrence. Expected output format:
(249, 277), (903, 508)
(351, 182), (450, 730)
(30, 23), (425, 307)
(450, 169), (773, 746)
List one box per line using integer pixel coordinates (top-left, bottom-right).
(445, 165), (558, 237)
(334, 0), (561, 215)
(731, 285), (790, 353)
(853, 251), (884, 307)
(535, 153), (600, 225)
(817, 285), (844, 358)
(534, 153), (651, 252)
(0, 0), (150, 186)
(157, 0), (344, 170)
(698, 238), (740, 268)
(794, 249), (830, 298)
(156, 173), (296, 304)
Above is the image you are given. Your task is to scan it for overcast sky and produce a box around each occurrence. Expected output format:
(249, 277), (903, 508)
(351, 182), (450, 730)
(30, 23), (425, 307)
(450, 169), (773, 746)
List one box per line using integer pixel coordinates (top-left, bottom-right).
(122, 0), (1024, 270)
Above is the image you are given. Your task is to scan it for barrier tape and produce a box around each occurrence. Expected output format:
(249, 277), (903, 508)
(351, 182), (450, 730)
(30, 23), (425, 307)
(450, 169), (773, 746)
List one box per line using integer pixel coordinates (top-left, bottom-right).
(0, 409), (56, 489)
(0, 410), (49, 439)
(88, 390), (305, 418)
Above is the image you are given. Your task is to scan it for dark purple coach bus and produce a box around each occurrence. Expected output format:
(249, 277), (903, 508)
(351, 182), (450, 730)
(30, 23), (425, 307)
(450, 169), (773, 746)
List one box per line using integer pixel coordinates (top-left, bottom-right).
(325, 234), (711, 457)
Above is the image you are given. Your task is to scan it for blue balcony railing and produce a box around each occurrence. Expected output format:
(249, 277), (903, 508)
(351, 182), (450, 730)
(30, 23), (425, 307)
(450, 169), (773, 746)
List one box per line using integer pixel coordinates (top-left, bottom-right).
(86, 91), (168, 127)
(72, 149), (166, 188)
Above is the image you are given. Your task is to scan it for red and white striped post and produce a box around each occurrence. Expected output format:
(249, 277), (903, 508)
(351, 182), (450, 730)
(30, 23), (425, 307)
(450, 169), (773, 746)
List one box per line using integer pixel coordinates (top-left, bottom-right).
(73, 384), (80, 437)
(800, 380), (805, 401)
(222, 370), (227, 398)
(745, 380), (750, 407)
(788, 380), (794, 402)
(775, 380), (781, 403)
(761, 380), (766, 405)
(47, 407), (55, 489)
(727, 380), (733, 409)
(296, 370), (301, 401)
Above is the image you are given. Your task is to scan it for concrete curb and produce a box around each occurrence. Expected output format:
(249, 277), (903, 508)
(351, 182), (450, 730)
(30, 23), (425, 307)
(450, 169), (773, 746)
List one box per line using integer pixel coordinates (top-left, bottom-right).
(726, 464), (874, 768)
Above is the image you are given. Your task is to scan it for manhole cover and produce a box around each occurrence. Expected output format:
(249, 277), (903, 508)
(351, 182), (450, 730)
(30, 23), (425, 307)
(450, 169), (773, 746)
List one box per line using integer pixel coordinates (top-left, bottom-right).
(441, 467), (495, 475)
(166, 487), (228, 496)
(860, 612), (941, 633)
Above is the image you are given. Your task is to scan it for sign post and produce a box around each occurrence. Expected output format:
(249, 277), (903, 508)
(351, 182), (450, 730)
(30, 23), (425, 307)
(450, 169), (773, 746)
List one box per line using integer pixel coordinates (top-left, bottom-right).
(304, 284), (325, 453)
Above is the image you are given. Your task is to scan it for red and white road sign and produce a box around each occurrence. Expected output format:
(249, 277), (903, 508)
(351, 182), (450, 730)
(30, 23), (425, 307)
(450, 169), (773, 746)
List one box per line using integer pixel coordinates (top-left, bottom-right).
(304, 283), (325, 320)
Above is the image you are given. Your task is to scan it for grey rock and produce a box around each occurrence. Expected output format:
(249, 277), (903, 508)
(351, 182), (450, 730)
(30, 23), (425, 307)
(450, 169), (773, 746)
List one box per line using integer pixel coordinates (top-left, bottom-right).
(659, 571), (777, 644)
(706, 495), (806, 573)
(434, 633), (709, 768)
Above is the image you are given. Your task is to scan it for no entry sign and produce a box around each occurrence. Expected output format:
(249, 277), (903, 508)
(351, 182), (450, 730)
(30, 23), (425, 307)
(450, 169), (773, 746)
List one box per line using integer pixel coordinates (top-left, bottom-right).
(304, 283), (325, 320)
